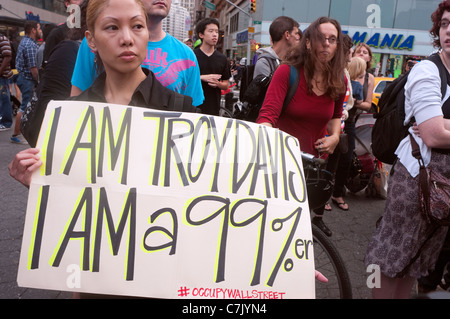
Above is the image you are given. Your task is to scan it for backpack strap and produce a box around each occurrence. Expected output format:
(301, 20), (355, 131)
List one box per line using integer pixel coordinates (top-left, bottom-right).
(281, 65), (300, 115)
(256, 56), (279, 76)
(427, 53), (450, 99)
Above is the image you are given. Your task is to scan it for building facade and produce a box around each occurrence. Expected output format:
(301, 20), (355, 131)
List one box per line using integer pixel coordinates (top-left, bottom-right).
(215, 0), (441, 76)
(162, 1), (191, 41)
(1, 0), (68, 24)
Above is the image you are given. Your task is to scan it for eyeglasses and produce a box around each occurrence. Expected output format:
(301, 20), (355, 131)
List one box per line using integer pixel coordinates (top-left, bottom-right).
(320, 35), (338, 45)
(440, 19), (450, 28)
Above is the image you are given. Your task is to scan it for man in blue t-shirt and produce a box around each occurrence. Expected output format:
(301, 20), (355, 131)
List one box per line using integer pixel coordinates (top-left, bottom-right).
(70, 0), (204, 107)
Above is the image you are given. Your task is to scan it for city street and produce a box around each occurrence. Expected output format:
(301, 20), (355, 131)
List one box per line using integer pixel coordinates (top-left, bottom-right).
(0, 118), (387, 299)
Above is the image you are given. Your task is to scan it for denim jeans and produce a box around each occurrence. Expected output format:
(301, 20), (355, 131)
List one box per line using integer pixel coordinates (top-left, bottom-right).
(17, 74), (35, 113)
(0, 77), (12, 127)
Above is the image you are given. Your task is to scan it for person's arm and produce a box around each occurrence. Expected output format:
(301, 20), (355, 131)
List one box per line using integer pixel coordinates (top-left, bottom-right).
(0, 55), (10, 75)
(189, 54), (205, 107)
(201, 74), (228, 90)
(217, 78), (229, 90)
(406, 61), (450, 149)
(217, 56), (231, 90)
(27, 43), (39, 83)
(358, 73), (374, 111)
(256, 64), (290, 127)
(0, 37), (11, 74)
(419, 117), (450, 149)
(200, 73), (221, 84)
(253, 58), (271, 79)
(70, 85), (83, 97)
(314, 118), (341, 154)
(30, 66), (39, 83)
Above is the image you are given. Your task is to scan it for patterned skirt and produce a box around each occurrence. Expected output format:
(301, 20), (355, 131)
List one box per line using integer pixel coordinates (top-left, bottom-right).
(365, 151), (450, 278)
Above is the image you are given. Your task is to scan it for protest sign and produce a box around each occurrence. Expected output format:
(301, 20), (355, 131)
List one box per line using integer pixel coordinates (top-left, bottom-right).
(17, 101), (315, 298)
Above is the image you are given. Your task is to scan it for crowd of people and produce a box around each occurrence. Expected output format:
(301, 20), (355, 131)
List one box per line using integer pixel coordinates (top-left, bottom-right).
(2, 0), (450, 299)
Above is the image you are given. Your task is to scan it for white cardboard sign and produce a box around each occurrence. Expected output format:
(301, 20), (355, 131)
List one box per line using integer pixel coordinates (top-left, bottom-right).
(18, 101), (315, 299)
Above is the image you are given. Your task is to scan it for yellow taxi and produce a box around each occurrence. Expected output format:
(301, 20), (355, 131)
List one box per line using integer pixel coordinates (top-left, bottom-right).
(372, 77), (394, 110)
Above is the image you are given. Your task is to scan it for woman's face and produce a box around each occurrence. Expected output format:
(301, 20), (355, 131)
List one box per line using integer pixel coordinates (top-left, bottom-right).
(315, 22), (338, 63)
(354, 45), (371, 63)
(87, 0), (148, 75)
(439, 10), (450, 55)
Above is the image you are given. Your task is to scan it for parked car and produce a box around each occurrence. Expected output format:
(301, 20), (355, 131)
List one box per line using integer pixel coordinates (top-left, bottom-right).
(372, 77), (394, 111)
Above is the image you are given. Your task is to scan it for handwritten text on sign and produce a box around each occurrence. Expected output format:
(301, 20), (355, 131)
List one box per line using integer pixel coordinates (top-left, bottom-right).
(18, 101), (315, 298)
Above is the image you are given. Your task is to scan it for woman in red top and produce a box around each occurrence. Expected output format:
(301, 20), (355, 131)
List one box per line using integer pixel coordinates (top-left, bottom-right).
(257, 17), (347, 236)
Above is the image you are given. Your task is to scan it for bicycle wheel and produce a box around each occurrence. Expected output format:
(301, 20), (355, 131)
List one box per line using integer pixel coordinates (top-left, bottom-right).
(312, 224), (353, 299)
(219, 106), (234, 118)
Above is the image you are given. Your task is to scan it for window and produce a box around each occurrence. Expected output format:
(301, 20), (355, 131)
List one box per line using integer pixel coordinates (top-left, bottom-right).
(230, 13), (239, 33)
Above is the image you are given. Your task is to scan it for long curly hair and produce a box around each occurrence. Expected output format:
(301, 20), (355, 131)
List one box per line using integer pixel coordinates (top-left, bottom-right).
(430, 0), (450, 49)
(286, 17), (346, 101)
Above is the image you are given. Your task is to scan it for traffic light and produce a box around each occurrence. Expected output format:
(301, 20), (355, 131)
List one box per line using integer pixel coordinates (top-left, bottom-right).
(250, 0), (256, 13)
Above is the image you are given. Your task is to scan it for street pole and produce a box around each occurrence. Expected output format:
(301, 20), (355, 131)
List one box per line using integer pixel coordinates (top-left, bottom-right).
(247, 15), (252, 66)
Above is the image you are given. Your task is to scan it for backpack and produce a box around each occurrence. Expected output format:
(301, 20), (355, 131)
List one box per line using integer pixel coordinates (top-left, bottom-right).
(233, 65), (300, 122)
(371, 53), (450, 164)
(239, 56), (277, 101)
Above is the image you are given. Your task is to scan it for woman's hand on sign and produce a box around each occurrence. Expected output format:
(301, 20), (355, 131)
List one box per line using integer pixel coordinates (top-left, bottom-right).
(9, 148), (42, 188)
(315, 270), (328, 283)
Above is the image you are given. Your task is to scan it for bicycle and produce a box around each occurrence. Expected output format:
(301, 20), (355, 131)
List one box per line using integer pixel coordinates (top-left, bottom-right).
(302, 152), (353, 299)
(217, 105), (353, 299)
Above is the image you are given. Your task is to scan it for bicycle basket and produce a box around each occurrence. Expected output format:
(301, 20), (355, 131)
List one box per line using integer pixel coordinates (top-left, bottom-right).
(303, 165), (334, 211)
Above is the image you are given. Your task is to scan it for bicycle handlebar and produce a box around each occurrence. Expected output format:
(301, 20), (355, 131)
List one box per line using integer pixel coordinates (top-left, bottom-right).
(301, 152), (326, 166)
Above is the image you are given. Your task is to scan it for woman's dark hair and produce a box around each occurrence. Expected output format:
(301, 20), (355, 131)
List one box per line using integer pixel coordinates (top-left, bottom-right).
(342, 33), (353, 57)
(430, 0), (450, 49)
(286, 16), (346, 100)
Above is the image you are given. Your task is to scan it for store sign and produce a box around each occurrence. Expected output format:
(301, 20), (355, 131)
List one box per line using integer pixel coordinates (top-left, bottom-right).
(25, 11), (40, 22)
(345, 31), (415, 51)
(236, 30), (248, 44)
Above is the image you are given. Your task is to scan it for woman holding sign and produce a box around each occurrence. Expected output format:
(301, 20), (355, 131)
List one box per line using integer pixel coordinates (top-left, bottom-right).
(257, 17), (347, 237)
(9, 0), (328, 296)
